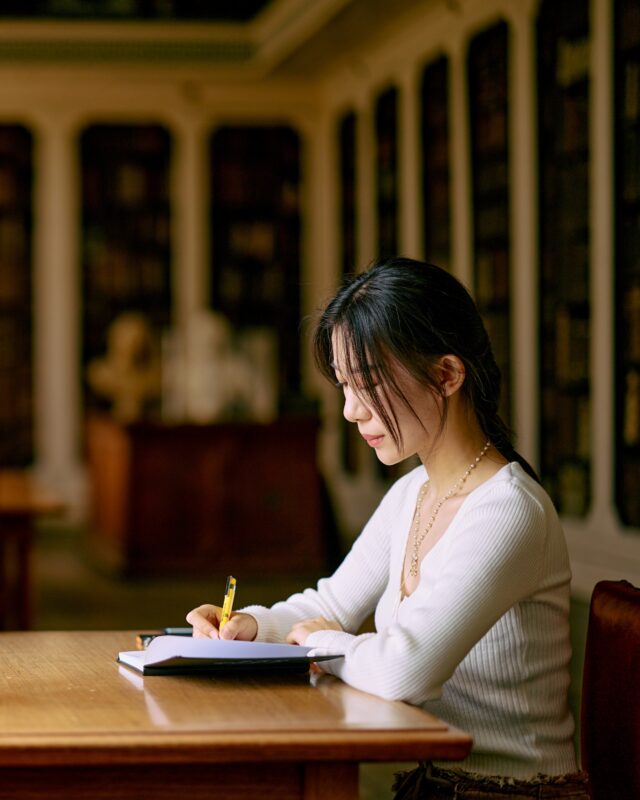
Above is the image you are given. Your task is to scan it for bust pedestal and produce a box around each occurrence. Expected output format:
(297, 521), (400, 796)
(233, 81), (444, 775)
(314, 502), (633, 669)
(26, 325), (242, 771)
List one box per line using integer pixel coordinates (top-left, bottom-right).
(85, 414), (326, 577)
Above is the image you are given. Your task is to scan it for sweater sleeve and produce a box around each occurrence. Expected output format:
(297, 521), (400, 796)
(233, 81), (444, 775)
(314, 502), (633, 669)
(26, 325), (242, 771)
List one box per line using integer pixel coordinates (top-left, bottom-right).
(304, 478), (550, 705)
(240, 473), (416, 644)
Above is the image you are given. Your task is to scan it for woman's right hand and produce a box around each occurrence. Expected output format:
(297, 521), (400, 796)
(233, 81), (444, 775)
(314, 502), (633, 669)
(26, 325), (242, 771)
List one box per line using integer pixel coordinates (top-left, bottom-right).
(186, 604), (258, 641)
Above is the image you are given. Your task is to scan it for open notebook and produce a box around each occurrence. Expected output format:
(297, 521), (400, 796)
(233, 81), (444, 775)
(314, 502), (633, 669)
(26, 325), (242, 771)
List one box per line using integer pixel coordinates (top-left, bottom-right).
(117, 635), (343, 675)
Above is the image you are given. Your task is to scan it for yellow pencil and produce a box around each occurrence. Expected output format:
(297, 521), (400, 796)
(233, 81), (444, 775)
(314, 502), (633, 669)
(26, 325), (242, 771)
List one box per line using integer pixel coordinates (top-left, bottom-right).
(219, 575), (237, 631)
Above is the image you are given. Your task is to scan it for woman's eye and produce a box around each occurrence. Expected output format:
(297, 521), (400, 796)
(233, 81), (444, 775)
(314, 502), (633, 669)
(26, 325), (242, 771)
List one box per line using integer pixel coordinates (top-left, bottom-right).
(355, 379), (379, 391)
(335, 379), (378, 393)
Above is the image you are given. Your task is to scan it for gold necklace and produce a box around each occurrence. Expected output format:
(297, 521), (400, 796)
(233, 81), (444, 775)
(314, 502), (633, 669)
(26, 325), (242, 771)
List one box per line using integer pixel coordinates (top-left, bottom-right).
(408, 440), (491, 578)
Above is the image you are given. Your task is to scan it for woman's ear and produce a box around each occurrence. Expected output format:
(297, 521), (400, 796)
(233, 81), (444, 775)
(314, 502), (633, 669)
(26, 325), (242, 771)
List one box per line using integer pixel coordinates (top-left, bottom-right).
(438, 355), (466, 397)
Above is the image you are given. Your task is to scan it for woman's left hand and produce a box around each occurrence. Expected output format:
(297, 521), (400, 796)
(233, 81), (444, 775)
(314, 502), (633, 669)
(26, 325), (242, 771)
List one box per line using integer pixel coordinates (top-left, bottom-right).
(286, 616), (343, 646)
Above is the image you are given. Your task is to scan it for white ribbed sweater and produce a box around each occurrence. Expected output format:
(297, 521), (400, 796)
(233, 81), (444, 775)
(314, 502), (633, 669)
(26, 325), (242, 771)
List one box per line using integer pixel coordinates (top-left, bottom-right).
(243, 463), (578, 778)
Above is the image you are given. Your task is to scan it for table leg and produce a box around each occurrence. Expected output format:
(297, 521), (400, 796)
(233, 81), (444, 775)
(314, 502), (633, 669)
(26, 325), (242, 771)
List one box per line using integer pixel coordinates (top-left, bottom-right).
(0, 516), (32, 630)
(0, 532), (6, 628)
(15, 518), (33, 629)
(303, 763), (359, 799)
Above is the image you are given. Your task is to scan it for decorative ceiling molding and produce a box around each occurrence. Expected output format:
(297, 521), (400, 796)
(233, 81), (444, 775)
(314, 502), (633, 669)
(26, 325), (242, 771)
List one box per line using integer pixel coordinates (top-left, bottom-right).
(0, 39), (254, 64)
(251, 0), (354, 69)
(0, 0), (358, 73)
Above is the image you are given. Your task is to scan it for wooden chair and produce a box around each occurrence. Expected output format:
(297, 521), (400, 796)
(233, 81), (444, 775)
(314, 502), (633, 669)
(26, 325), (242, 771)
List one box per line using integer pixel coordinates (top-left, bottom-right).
(580, 579), (640, 800)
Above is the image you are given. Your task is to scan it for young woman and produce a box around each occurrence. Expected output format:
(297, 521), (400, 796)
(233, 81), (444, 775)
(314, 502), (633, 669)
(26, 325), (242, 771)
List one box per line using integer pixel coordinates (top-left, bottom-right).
(187, 258), (588, 796)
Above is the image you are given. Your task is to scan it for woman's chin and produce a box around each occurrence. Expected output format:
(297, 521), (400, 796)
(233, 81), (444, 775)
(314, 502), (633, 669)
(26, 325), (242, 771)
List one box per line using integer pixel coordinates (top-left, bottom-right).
(375, 450), (403, 466)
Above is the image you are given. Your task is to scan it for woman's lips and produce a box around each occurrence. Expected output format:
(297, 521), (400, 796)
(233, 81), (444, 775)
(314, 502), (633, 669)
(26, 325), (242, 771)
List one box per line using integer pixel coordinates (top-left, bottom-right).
(362, 434), (384, 447)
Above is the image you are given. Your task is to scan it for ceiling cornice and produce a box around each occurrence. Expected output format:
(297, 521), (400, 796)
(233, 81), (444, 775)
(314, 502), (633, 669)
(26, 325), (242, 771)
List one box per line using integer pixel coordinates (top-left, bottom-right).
(250, 0), (354, 70)
(0, 0), (357, 74)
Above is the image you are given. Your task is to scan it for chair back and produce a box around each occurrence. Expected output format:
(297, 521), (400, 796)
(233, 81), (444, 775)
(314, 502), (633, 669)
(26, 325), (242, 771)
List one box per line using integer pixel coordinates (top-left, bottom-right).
(581, 579), (640, 800)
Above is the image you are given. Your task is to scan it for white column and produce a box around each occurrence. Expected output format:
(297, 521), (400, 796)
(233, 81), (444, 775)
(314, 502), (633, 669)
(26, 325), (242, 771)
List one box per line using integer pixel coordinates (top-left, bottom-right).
(292, 112), (330, 395)
(32, 115), (84, 514)
(590, 0), (615, 523)
(304, 108), (338, 333)
(302, 106), (342, 483)
(509, 10), (539, 468)
(171, 118), (209, 328)
(449, 35), (473, 289)
(399, 64), (422, 259)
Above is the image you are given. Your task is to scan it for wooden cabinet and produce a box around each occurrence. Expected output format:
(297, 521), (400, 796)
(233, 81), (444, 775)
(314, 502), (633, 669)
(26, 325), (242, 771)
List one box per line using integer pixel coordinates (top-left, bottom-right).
(537, 0), (591, 516)
(81, 124), (173, 409)
(338, 111), (357, 278)
(468, 21), (512, 424)
(0, 125), (33, 467)
(85, 415), (326, 577)
(375, 85), (399, 259)
(421, 55), (451, 271)
(209, 126), (302, 402)
(336, 110), (360, 476)
(615, 0), (640, 527)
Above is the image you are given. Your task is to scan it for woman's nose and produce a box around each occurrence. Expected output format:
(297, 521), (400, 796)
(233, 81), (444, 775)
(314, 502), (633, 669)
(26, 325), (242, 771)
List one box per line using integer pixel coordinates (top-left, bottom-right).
(343, 386), (370, 423)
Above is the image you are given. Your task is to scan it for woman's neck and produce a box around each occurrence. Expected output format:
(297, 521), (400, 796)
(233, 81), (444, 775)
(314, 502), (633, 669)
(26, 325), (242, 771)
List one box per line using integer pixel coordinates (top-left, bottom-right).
(418, 415), (500, 497)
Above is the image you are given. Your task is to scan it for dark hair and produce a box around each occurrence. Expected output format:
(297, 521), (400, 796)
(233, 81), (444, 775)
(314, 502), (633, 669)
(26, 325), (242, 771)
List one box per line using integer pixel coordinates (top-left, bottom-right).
(313, 257), (539, 482)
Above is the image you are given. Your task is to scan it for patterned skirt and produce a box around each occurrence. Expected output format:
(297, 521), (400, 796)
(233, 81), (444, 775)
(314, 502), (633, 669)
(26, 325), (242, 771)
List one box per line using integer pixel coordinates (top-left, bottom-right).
(392, 763), (591, 799)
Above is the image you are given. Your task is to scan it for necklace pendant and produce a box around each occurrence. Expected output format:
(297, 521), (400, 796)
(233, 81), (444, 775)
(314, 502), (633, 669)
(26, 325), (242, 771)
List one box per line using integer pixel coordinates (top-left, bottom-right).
(409, 553), (419, 577)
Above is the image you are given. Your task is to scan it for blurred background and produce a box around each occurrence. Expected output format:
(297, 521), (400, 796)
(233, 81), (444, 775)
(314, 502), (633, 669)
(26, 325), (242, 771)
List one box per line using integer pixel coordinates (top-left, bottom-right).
(0, 2), (638, 781)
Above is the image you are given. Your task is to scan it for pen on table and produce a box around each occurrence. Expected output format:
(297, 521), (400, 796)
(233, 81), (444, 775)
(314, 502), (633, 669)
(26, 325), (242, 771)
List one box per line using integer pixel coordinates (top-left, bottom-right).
(136, 633), (159, 649)
(219, 575), (237, 631)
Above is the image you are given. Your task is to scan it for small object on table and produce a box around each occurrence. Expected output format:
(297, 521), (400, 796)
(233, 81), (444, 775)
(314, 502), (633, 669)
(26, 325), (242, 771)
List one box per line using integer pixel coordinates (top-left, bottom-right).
(136, 627), (193, 649)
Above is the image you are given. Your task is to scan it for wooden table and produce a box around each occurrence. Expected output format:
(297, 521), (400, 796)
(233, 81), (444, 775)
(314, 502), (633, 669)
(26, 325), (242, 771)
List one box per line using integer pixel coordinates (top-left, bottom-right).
(0, 631), (473, 799)
(0, 471), (65, 630)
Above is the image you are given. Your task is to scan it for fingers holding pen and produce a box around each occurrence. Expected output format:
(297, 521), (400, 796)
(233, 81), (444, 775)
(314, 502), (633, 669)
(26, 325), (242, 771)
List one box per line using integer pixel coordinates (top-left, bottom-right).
(219, 612), (258, 641)
(185, 604), (259, 641)
(188, 576), (258, 642)
(188, 577), (235, 639)
(186, 604), (222, 639)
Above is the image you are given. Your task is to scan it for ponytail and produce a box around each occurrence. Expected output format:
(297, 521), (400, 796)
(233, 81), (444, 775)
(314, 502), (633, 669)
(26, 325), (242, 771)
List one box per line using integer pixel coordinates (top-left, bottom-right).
(465, 342), (540, 483)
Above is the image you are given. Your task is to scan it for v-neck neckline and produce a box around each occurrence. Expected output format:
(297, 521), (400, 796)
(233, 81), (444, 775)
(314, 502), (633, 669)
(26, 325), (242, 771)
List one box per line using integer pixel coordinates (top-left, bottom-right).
(398, 462), (515, 601)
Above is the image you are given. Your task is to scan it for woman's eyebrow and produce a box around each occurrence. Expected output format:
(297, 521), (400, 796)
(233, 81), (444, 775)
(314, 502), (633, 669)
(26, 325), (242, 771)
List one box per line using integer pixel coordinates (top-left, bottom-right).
(330, 360), (379, 374)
